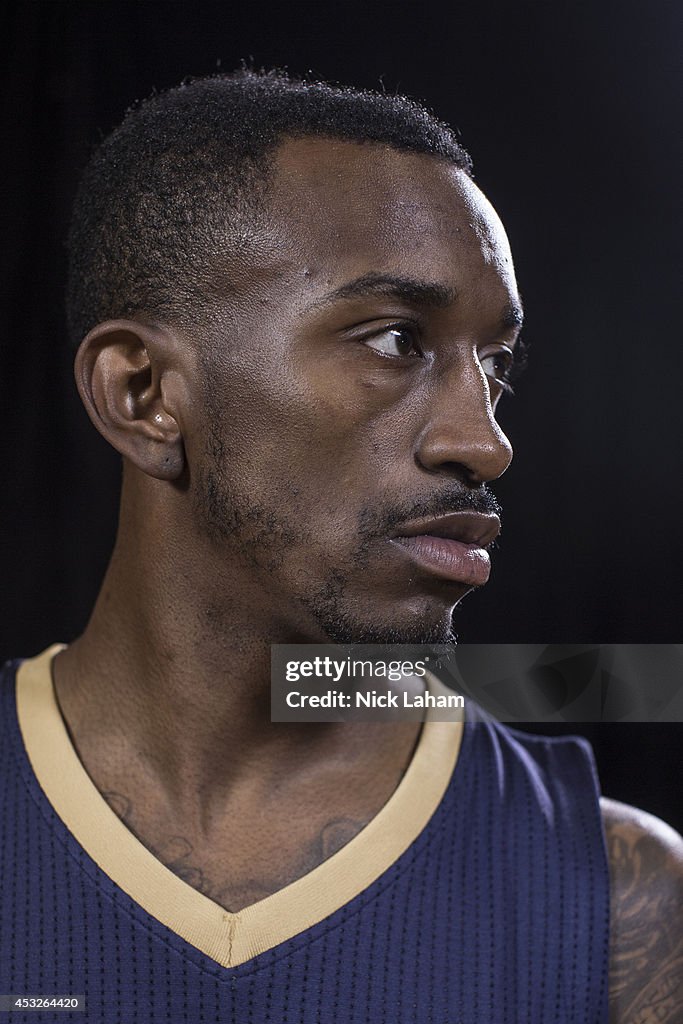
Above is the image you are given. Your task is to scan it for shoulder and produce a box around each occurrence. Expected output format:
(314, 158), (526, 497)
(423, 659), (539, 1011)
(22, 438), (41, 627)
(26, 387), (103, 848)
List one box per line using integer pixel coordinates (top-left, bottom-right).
(601, 797), (683, 1023)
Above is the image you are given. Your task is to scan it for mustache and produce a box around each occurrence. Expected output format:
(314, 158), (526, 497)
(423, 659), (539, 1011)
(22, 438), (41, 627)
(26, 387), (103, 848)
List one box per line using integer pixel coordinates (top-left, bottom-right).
(361, 485), (502, 539)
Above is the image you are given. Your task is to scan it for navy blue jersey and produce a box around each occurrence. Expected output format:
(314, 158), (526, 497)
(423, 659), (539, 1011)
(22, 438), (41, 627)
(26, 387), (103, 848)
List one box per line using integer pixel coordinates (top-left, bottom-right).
(0, 647), (609, 1022)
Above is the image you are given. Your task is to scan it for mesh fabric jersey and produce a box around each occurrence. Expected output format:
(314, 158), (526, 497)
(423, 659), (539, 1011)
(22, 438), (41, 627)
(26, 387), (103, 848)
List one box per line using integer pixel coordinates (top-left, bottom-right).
(0, 647), (609, 1023)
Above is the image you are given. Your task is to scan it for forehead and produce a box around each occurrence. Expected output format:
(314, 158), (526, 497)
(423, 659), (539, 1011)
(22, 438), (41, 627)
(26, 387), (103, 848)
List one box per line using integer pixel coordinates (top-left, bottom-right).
(264, 136), (517, 301)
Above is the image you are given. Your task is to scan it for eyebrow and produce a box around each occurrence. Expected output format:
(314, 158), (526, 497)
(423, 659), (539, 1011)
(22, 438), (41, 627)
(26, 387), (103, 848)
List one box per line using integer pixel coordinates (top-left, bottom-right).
(501, 299), (525, 332)
(310, 272), (525, 333)
(311, 273), (457, 311)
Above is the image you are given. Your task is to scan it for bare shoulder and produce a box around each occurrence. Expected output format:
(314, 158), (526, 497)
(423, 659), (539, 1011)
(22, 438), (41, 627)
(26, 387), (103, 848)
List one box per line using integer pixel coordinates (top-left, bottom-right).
(601, 797), (683, 1023)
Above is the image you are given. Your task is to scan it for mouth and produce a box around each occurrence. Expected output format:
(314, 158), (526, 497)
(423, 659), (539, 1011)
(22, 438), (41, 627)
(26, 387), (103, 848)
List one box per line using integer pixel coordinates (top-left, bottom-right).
(390, 512), (501, 587)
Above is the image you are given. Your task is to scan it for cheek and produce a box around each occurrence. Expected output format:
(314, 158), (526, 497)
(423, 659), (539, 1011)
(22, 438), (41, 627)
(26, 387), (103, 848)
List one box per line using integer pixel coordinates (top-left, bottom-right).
(192, 340), (426, 514)
(291, 347), (426, 460)
(193, 353), (317, 479)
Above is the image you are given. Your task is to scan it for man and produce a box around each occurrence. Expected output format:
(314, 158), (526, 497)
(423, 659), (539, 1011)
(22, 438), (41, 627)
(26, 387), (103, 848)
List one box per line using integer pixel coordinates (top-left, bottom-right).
(1, 70), (681, 1022)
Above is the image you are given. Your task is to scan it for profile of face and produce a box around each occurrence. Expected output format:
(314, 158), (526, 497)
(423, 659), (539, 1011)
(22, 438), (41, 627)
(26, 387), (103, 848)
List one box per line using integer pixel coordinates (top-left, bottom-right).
(176, 138), (522, 645)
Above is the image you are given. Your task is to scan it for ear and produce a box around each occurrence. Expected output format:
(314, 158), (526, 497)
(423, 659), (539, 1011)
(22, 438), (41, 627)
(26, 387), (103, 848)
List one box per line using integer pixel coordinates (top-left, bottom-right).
(74, 320), (187, 480)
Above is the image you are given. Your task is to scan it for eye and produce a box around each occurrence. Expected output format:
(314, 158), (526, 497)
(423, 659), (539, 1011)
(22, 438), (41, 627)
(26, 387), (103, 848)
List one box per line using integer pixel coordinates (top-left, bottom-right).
(363, 326), (421, 359)
(480, 347), (515, 390)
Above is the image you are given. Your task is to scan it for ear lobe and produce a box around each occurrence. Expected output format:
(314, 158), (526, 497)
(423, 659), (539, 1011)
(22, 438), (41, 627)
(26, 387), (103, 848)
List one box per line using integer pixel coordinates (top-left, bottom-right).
(74, 320), (186, 480)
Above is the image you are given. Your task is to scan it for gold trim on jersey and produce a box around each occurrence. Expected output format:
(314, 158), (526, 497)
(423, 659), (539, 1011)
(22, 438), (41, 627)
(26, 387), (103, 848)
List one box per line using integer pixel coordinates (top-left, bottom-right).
(16, 644), (463, 968)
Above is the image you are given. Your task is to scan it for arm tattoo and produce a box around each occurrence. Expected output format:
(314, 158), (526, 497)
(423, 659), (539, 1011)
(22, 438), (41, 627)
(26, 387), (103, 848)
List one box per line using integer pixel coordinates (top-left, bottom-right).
(605, 802), (683, 1023)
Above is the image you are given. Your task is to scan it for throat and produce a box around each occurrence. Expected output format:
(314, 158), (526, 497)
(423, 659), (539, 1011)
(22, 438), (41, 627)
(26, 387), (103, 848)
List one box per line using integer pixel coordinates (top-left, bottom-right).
(99, 721), (422, 913)
(129, 813), (371, 913)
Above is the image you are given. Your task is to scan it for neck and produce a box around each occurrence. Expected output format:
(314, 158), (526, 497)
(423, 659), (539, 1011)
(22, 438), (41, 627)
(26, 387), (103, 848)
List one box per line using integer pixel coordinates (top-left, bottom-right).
(52, 476), (421, 831)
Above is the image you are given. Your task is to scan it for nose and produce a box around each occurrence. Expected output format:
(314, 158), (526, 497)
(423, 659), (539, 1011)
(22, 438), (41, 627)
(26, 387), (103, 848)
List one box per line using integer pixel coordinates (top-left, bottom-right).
(415, 360), (513, 484)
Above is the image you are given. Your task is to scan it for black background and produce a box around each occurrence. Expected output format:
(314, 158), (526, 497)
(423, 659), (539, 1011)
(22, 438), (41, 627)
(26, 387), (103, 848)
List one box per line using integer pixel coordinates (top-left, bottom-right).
(1, 1), (681, 829)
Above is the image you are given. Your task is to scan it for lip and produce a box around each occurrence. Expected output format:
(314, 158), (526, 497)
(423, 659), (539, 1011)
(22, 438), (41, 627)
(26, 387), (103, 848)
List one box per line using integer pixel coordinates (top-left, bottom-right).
(390, 512), (501, 586)
(392, 511), (501, 547)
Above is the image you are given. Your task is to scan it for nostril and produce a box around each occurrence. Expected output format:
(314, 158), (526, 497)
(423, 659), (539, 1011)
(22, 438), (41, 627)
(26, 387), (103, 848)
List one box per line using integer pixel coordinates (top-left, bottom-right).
(415, 433), (513, 484)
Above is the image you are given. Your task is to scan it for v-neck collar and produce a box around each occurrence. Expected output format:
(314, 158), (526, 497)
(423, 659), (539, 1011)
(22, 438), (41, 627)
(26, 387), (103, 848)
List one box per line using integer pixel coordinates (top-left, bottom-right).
(16, 644), (463, 968)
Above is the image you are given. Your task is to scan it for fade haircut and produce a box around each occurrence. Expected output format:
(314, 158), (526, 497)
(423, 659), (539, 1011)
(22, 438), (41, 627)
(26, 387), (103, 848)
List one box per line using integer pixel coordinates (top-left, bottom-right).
(66, 69), (472, 349)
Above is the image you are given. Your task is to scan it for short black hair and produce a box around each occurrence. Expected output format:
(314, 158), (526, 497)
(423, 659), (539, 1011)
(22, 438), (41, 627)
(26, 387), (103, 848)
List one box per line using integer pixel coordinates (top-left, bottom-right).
(66, 69), (472, 348)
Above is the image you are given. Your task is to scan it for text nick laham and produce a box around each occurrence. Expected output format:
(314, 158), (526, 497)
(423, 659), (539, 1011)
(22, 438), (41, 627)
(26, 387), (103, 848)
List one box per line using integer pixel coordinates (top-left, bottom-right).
(284, 689), (464, 709)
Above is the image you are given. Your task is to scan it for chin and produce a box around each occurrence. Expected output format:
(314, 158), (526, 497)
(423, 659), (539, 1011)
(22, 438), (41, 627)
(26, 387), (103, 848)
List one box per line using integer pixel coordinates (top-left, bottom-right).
(299, 572), (470, 646)
(317, 608), (459, 646)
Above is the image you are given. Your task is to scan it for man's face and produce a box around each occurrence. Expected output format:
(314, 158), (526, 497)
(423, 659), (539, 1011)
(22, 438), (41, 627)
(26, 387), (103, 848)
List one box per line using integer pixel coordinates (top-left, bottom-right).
(185, 138), (522, 644)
